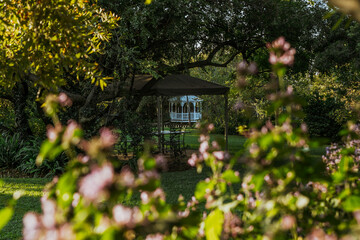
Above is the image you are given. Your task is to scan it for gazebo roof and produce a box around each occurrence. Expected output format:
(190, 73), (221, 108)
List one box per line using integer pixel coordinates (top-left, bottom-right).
(130, 74), (229, 96)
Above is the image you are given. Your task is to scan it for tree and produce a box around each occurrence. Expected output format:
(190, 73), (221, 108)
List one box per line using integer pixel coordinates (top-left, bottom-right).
(0, 0), (347, 137)
(55, 0), (331, 132)
(0, 0), (117, 138)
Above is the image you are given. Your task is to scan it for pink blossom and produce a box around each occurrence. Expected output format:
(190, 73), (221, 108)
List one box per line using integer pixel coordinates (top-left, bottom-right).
(146, 233), (164, 240)
(41, 197), (56, 229)
(267, 37), (296, 66)
(207, 123), (215, 131)
(153, 188), (166, 201)
(72, 193), (81, 208)
(99, 127), (117, 148)
(213, 151), (225, 161)
(62, 120), (81, 148)
(199, 141), (209, 154)
(113, 204), (133, 226)
(119, 166), (135, 187)
(269, 52), (278, 65)
(23, 207), (75, 240)
(77, 154), (90, 164)
(281, 215), (296, 230)
(140, 188), (166, 204)
(113, 205), (142, 228)
(236, 61), (248, 75)
(248, 62), (258, 74)
(23, 213), (41, 240)
(58, 93), (72, 107)
(79, 164), (114, 201)
(46, 124), (62, 143)
(155, 155), (167, 171)
(305, 228), (337, 240)
(199, 134), (209, 142)
(188, 153), (198, 167)
(212, 140), (220, 149)
(141, 191), (150, 204)
(236, 194), (244, 201)
(137, 170), (160, 185)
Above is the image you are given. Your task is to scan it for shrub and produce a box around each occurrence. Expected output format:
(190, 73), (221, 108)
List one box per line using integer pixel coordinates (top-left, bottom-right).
(0, 134), (68, 177)
(303, 93), (345, 142)
(0, 134), (29, 169)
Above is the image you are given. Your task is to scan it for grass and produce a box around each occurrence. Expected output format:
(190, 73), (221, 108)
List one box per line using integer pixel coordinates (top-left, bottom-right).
(0, 178), (48, 240)
(183, 128), (247, 154)
(0, 132), (326, 239)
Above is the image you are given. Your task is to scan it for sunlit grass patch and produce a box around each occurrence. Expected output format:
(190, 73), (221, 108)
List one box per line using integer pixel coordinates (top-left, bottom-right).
(0, 178), (49, 240)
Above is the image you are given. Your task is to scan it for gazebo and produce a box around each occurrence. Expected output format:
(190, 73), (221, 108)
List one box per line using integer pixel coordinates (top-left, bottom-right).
(129, 74), (230, 150)
(169, 95), (203, 123)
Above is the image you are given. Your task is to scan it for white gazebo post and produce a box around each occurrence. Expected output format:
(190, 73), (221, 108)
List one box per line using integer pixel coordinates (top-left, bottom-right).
(187, 95), (191, 125)
(181, 102), (184, 122)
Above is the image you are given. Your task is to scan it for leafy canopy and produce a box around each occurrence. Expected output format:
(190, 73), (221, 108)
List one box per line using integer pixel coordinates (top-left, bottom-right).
(0, 0), (118, 90)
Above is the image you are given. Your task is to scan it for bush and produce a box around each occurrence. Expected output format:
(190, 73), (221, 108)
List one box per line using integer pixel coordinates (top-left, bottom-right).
(0, 134), (68, 177)
(0, 134), (30, 169)
(303, 93), (345, 142)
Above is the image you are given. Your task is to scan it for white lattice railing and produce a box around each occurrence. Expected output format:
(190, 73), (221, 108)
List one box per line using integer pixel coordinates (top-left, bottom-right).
(170, 112), (202, 122)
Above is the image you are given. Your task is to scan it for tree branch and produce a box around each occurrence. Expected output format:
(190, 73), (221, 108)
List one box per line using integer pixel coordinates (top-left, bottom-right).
(58, 88), (86, 105)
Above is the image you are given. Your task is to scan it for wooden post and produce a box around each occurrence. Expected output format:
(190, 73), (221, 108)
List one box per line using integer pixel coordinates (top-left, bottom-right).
(157, 96), (162, 152)
(224, 93), (229, 151)
(161, 96), (164, 131)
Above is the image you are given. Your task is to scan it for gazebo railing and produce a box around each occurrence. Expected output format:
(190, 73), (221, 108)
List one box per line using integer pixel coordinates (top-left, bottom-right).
(170, 112), (202, 122)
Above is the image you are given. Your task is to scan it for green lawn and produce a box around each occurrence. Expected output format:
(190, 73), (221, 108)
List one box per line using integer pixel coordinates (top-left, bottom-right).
(0, 133), (326, 239)
(183, 128), (247, 154)
(0, 178), (48, 240)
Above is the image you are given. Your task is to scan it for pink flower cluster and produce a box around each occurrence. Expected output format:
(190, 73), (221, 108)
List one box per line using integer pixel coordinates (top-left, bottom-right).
(322, 140), (360, 174)
(81, 127), (118, 158)
(236, 61), (258, 76)
(305, 228), (337, 240)
(188, 126), (229, 167)
(23, 197), (75, 240)
(267, 36), (296, 66)
(79, 163), (114, 201)
(223, 212), (243, 238)
(112, 204), (143, 228)
(43, 93), (72, 116)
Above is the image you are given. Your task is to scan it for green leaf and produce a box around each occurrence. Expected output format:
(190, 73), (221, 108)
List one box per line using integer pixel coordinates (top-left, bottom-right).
(259, 134), (273, 149)
(143, 157), (156, 170)
(205, 209), (224, 240)
(339, 156), (352, 173)
(252, 172), (267, 191)
(221, 170), (240, 183)
(343, 196), (360, 212)
(57, 172), (77, 208)
(0, 207), (13, 230)
(195, 180), (214, 200)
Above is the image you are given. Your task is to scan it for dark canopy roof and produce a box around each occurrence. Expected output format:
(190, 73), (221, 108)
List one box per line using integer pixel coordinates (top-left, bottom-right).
(130, 74), (229, 96)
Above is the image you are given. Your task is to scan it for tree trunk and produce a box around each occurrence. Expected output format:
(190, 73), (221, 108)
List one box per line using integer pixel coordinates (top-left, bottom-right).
(13, 80), (33, 139)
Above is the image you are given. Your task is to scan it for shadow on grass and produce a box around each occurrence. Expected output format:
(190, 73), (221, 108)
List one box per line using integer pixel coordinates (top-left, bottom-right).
(0, 195), (43, 240)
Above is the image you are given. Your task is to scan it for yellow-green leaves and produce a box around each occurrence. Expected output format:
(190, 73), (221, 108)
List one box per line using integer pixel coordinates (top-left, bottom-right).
(0, 207), (13, 231)
(0, 0), (118, 90)
(342, 196), (360, 212)
(205, 209), (224, 240)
